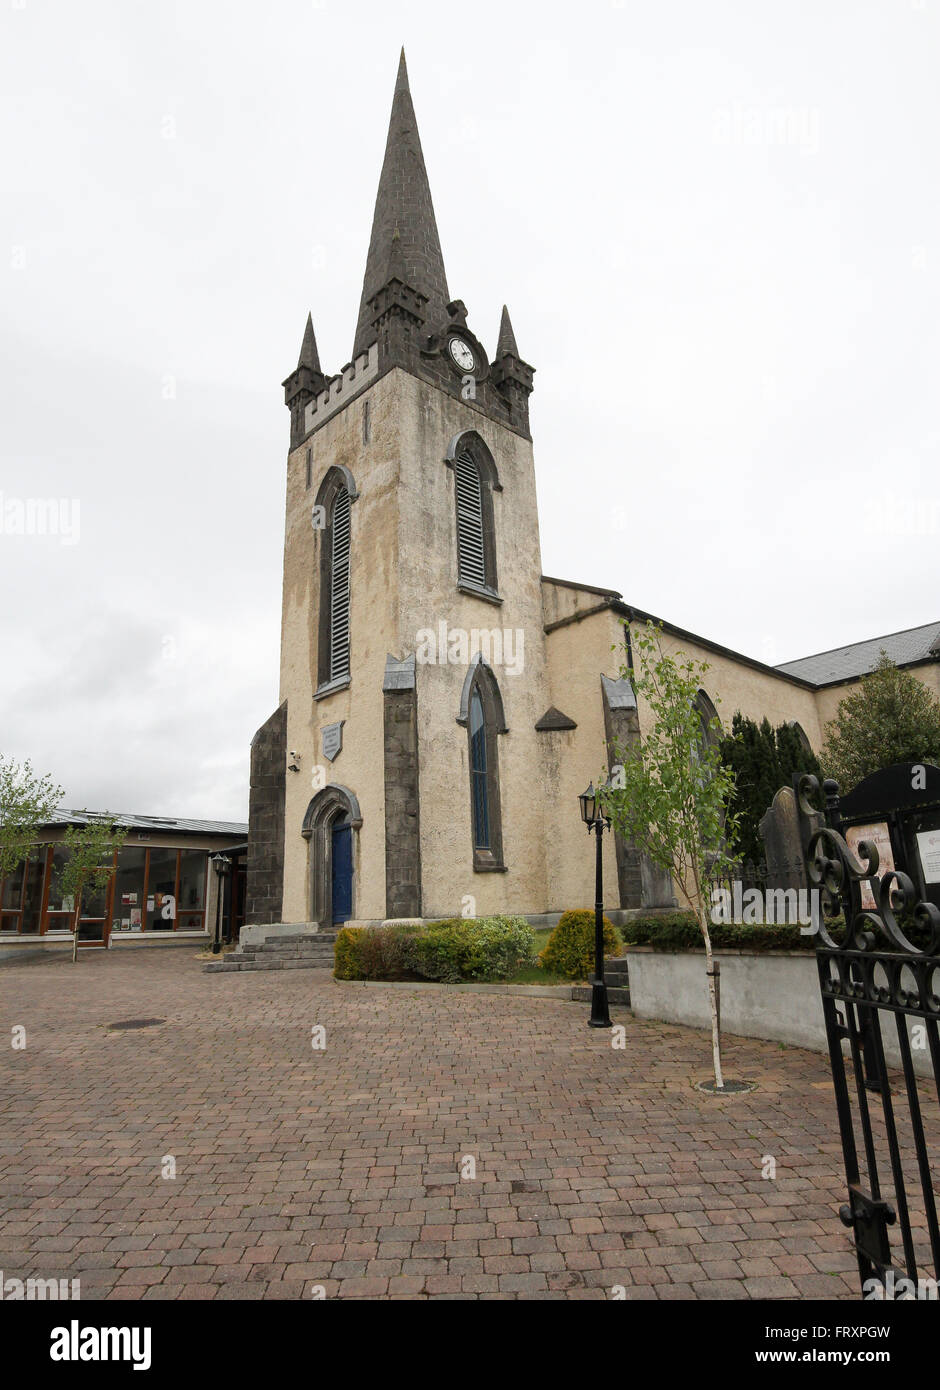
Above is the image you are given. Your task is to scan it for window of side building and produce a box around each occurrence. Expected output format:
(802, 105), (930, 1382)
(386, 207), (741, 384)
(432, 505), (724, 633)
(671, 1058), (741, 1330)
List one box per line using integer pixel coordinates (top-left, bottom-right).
(1, 841), (210, 936)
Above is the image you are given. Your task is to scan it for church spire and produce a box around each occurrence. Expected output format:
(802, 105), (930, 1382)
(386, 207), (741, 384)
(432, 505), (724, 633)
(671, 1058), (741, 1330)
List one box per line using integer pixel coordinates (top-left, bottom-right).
(495, 304), (519, 359)
(491, 302), (535, 435)
(298, 311), (321, 373)
(352, 48), (450, 357)
(283, 309), (327, 448)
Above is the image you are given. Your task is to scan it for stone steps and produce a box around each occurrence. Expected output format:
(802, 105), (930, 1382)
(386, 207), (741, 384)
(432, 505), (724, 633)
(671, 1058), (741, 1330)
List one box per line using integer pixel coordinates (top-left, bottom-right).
(570, 984), (632, 1006)
(204, 931), (338, 975)
(569, 955), (630, 1006)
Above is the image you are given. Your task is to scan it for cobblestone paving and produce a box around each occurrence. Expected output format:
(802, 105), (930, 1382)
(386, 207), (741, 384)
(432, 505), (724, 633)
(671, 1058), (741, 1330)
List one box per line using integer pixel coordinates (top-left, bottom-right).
(0, 948), (863, 1300)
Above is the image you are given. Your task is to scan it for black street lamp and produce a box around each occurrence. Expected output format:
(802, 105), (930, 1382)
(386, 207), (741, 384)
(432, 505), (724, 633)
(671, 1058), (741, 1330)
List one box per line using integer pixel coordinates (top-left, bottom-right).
(210, 853), (231, 955)
(579, 782), (612, 1029)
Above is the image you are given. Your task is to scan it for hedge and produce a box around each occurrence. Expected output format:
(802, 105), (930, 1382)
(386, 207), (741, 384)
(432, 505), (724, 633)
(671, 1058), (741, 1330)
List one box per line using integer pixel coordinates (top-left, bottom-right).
(334, 916), (535, 983)
(538, 910), (622, 980)
(620, 911), (818, 953)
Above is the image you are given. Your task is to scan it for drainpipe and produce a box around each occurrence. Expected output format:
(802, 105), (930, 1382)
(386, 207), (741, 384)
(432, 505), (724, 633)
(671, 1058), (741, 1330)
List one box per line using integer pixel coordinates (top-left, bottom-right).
(623, 619), (634, 675)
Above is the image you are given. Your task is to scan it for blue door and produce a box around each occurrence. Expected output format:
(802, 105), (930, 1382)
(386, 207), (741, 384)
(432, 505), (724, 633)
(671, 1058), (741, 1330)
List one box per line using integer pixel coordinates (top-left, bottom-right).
(331, 823), (353, 924)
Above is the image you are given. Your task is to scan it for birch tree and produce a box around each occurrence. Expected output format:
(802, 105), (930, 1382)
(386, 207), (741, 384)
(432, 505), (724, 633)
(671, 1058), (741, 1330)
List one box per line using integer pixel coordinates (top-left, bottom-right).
(598, 623), (739, 1090)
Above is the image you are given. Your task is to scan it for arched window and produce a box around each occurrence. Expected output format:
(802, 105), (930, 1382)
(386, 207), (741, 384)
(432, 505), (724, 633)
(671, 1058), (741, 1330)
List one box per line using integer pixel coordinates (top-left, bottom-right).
(787, 721), (813, 757)
(469, 689), (489, 850)
(458, 656), (507, 870)
(694, 689), (721, 752)
(692, 690), (727, 848)
(314, 466), (358, 697)
(445, 431), (500, 602)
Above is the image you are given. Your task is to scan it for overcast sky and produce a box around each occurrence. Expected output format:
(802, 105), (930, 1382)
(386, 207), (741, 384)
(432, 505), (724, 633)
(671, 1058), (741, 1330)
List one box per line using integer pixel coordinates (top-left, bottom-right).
(2, 0), (937, 822)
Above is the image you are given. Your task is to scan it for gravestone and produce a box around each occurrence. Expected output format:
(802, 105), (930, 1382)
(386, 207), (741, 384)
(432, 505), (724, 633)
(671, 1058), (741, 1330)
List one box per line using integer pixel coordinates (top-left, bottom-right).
(760, 784), (818, 890)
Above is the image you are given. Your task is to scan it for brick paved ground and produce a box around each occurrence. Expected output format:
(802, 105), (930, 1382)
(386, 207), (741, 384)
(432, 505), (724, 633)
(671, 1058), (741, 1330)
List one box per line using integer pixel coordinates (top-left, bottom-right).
(0, 948), (865, 1300)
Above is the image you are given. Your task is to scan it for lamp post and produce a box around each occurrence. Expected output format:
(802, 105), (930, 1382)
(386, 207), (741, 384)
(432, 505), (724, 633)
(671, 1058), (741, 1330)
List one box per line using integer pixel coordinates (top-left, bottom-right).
(210, 853), (231, 955)
(579, 782), (612, 1029)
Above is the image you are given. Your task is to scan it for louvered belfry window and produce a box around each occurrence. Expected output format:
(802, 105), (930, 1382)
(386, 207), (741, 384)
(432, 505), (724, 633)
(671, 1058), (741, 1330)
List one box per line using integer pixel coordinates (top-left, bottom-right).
(454, 450), (486, 587)
(329, 487), (351, 681)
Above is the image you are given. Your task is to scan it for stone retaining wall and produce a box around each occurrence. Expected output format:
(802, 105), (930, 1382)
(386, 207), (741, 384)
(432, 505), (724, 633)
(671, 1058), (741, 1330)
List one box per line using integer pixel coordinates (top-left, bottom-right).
(626, 946), (931, 1077)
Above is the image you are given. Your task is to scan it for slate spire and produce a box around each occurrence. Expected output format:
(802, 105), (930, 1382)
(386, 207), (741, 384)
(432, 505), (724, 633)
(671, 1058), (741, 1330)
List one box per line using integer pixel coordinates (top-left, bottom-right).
(495, 304), (519, 359)
(283, 310), (327, 448)
(490, 302), (535, 435)
(298, 311), (321, 373)
(352, 48), (450, 357)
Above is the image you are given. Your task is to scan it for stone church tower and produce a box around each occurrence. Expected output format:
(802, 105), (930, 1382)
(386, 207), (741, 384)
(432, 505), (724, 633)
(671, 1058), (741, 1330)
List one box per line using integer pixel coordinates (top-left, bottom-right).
(247, 51), (556, 929)
(245, 51), (936, 939)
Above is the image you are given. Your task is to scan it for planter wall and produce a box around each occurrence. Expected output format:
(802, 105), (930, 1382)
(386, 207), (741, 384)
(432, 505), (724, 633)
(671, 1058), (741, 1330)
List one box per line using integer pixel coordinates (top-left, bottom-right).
(626, 946), (931, 1078)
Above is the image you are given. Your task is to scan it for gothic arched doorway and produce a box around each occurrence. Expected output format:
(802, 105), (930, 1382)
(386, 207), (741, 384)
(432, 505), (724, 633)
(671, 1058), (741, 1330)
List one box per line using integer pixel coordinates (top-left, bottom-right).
(302, 785), (362, 926)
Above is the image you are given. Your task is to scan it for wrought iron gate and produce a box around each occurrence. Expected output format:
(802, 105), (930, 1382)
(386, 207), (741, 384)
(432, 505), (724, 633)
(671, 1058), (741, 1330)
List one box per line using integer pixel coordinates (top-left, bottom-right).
(799, 766), (940, 1298)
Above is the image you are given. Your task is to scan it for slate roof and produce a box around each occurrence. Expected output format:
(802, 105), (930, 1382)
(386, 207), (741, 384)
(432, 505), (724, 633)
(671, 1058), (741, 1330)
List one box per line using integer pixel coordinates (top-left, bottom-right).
(42, 810), (248, 837)
(776, 621), (940, 687)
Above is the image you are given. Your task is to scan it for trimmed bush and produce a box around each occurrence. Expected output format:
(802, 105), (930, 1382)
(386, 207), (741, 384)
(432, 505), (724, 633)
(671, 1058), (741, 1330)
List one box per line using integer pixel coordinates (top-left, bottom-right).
(620, 911), (818, 953)
(333, 926), (364, 980)
(416, 916), (535, 982)
(334, 923), (422, 980)
(333, 916), (535, 983)
(357, 923), (422, 979)
(538, 910), (622, 980)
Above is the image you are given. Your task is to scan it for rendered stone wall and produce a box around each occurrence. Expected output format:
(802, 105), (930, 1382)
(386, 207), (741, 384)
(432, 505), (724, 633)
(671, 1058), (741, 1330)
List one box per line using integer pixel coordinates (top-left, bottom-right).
(394, 373), (552, 920)
(542, 607), (627, 915)
(278, 374), (400, 924)
(644, 627), (823, 749)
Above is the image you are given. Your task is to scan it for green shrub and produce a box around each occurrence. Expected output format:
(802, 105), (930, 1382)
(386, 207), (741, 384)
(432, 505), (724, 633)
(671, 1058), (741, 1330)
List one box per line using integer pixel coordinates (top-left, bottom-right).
(333, 916), (535, 983)
(620, 911), (818, 953)
(414, 915), (535, 982)
(333, 926), (364, 979)
(468, 916), (537, 979)
(355, 923), (422, 979)
(410, 920), (472, 983)
(538, 910), (622, 980)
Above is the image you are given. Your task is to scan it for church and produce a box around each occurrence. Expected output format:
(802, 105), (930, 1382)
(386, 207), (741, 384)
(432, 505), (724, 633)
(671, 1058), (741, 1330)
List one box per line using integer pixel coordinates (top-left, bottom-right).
(244, 52), (940, 934)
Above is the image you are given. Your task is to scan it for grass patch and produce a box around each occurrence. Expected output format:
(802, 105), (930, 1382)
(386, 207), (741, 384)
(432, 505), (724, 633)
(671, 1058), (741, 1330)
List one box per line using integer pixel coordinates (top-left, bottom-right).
(504, 930), (569, 984)
(193, 943), (236, 961)
(502, 928), (620, 986)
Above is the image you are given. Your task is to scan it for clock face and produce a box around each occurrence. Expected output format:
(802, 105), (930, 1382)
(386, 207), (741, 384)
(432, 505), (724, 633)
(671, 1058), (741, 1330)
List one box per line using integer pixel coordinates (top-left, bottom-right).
(448, 337), (475, 372)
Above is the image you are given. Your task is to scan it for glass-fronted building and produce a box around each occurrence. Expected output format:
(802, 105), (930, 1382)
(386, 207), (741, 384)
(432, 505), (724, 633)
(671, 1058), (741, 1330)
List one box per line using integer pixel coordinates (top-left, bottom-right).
(0, 810), (247, 958)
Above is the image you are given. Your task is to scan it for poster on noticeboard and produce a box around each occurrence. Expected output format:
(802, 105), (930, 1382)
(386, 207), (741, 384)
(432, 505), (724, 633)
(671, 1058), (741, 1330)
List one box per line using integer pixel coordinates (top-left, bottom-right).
(845, 822), (896, 911)
(916, 828), (940, 886)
